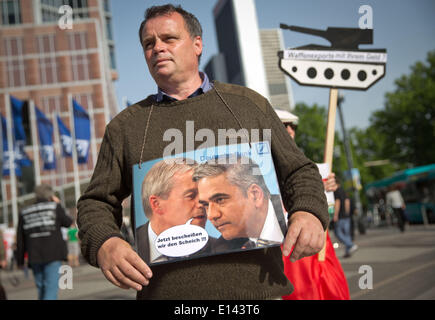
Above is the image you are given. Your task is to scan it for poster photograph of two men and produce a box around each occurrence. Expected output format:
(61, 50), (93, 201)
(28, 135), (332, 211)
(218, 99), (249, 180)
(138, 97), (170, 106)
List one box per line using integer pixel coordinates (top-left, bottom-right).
(132, 142), (288, 266)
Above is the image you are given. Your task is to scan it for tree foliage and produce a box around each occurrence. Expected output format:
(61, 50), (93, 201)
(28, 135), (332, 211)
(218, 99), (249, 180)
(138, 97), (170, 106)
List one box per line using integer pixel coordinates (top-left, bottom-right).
(369, 50), (435, 166)
(293, 103), (328, 163)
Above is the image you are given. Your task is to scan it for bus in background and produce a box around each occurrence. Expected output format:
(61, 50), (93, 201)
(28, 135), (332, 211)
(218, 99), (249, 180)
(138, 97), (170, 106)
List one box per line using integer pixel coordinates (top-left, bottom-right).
(365, 164), (435, 225)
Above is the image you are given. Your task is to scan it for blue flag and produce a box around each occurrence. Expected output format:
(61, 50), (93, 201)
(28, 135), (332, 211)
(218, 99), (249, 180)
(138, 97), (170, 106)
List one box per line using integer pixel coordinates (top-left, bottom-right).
(10, 95), (31, 167)
(73, 99), (90, 164)
(57, 116), (72, 157)
(1, 115), (22, 177)
(35, 107), (56, 170)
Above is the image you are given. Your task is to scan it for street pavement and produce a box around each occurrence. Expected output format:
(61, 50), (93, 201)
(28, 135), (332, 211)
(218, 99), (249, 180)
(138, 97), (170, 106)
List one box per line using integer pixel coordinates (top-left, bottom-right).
(331, 223), (435, 300)
(1, 224), (434, 300)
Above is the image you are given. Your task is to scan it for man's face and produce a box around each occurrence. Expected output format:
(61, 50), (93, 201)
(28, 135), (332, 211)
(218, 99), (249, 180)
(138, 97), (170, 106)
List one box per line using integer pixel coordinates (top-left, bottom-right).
(197, 173), (259, 240)
(158, 170), (206, 228)
(141, 12), (202, 85)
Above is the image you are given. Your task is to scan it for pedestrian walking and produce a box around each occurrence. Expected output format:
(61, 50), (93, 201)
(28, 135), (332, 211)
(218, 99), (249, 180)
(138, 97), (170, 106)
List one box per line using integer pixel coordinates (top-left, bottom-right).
(16, 184), (73, 300)
(333, 182), (358, 258)
(276, 109), (350, 300)
(0, 228), (7, 300)
(67, 223), (80, 267)
(386, 185), (407, 232)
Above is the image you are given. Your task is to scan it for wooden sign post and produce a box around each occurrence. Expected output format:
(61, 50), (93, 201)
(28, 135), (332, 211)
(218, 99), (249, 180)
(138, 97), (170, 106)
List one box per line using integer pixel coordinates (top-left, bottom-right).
(318, 88), (338, 262)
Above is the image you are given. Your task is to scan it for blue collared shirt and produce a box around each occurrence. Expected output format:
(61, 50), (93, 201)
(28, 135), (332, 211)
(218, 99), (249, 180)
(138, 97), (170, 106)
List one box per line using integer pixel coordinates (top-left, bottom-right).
(154, 72), (213, 103)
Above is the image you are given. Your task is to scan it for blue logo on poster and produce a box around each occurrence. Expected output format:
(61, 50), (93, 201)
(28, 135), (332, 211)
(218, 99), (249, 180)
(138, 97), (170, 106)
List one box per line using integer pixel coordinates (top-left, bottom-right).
(256, 142), (270, 155)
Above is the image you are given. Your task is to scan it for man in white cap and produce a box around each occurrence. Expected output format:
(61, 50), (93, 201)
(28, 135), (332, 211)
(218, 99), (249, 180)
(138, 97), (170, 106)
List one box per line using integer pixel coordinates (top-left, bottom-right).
(275, 109), (337, 191)
(275, 108), (351, 300)
(275, 109), (299, 140)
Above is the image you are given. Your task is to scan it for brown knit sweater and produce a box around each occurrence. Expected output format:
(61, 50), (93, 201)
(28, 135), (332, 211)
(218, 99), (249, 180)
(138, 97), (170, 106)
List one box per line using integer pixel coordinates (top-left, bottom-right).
(77, 81), (328, 299)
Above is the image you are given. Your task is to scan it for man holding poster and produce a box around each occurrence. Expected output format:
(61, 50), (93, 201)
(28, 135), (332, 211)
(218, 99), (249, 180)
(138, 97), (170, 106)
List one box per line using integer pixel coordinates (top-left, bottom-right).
(77, 4), (328, 299)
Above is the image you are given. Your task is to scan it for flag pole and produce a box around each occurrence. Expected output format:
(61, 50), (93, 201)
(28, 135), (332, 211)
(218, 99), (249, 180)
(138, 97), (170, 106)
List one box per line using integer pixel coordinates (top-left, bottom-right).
(29, 100), (42, 186)
(0, 113), (7, 226)
(1, 180), (8, 226)
(68, 94), (81, 204)
(87, 95), (97, 170)
(53, 111), (66, 208)
(5, 94), (19, 228)
(318, 88), (338, 262)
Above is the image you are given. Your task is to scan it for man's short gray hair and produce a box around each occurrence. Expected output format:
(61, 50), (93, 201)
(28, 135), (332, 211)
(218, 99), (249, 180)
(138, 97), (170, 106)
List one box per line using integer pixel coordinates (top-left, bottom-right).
(142, 158), (196, 218)
(192, 155), (270, 198)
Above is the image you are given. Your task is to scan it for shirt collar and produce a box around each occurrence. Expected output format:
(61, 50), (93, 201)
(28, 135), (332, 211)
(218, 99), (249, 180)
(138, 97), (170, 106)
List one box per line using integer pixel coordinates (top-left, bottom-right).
(155, 72), (212, 103)
(148, 223), (163, 262)
(249, 199), (285, 244)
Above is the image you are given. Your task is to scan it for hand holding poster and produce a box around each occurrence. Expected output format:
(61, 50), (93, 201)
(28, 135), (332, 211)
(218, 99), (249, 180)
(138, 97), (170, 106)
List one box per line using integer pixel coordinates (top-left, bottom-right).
(132, 142), (288, 266)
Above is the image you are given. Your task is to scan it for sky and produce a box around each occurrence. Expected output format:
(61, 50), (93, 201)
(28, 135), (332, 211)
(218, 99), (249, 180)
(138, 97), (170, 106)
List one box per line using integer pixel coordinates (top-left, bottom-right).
(111, 0), (435, 130)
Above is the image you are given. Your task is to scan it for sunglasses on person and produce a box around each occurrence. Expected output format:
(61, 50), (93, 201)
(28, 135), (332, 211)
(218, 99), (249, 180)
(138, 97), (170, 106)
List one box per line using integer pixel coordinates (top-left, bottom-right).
(284, 122), (298, 131)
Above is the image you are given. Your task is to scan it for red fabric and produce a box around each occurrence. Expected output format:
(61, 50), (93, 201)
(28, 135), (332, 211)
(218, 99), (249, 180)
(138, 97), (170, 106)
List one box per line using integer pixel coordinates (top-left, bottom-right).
(282, 232), (350, 300)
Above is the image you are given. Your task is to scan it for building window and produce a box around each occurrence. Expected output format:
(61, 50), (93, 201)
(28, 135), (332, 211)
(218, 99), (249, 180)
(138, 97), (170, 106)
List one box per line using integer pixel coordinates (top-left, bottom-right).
(3, 37), (26, 87)
(68, 32), (87, 50)
(103, 0), (110, 12)
(1, 0), (22, 25)
(41, 0), (89, 22)
(67, 0), (88, 9)
(106, 17), (113, 41)
(41, 95), (62, 114)
(37, 34), (59, 84)
(109, 45), (116, 69)
(68, 32), (90, 81)
(71, 54), (90, 81)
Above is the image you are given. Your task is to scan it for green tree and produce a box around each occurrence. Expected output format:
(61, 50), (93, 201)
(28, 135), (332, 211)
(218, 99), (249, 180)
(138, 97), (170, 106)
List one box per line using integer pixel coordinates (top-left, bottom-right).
(348, 126), (396, 184)
(293, 102), (346, 176)
(370, 50), (435, 166)
(294, 103), (327, 163)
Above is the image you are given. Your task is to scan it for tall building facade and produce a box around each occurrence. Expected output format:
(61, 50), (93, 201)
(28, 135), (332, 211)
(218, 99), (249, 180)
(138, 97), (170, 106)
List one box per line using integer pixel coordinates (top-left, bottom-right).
(0, 0), (118, 224)
(212, 0), (269, 99)
(207, 0), (294, 112)
(260, 29), (294, 112)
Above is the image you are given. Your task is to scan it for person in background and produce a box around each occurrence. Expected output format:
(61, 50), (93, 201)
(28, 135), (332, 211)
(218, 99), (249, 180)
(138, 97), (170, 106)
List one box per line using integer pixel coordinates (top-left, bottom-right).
(0, 228), (7, 300)
(16, 184), (72, 300)
(67, 222), (80, 267)
(385, 185), (407, 232)
(276, 109), (350, 300)
(334, 180), (358, 258)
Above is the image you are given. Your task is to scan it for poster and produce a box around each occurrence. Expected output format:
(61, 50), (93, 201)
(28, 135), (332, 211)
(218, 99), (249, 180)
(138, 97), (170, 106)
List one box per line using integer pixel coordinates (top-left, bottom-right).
(132, 142), (288, 266)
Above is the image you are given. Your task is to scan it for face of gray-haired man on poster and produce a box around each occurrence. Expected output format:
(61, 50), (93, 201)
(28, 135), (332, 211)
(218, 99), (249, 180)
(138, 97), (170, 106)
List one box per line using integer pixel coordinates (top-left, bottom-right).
(142, 158), (207, 235)
(193, 157), (286, 245)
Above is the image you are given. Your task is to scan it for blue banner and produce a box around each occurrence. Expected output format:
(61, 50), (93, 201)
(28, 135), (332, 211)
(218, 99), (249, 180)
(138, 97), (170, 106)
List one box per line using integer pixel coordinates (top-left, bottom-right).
(56, 115), (72, 157)
(35, 107), (56, 170)
(73, 99), (90, 164)
(1, 115), (22, 177)
(10, 96), (31, 167)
